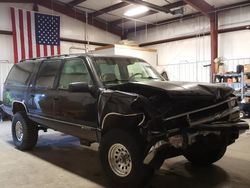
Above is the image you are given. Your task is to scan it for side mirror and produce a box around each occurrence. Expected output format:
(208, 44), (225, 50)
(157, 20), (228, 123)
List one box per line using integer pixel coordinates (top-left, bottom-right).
(68, 82), (90, 92)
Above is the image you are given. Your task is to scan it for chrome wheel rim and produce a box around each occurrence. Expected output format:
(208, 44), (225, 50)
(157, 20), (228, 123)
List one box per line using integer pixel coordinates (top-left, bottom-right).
(15, 121), (23, 142)
(239, 112), (244, 118)
(108, 143), (132, 177)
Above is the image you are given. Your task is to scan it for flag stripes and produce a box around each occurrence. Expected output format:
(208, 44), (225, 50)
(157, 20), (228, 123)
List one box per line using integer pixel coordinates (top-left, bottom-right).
(10, 7), (60, 63)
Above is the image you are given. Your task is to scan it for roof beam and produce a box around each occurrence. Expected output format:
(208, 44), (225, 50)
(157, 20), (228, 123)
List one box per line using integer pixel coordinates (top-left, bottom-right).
(90, 2), (129, 17)
(68, 0), (87, 7)
(110, 1), (186, 25)
(183, 0), (214, 16)
(37, 0), (122, 36)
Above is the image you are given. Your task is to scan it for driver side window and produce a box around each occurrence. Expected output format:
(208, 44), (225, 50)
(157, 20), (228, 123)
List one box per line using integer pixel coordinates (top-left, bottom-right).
(59, 58), (91, 89)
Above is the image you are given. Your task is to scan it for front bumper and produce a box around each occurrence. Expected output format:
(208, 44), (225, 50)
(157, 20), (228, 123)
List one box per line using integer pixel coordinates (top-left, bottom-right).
(188, 121), (249, 132)
(143, 121), (249, 166)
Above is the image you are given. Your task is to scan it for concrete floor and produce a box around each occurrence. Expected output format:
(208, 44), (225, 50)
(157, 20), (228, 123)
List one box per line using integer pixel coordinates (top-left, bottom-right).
(0, 121), (250, 188)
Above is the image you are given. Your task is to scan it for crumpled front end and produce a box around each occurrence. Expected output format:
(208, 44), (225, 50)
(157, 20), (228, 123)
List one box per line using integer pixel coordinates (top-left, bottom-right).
(139, 95), (248, 167)
(111, 82), (249, 166)
(98, 81), (249, 167)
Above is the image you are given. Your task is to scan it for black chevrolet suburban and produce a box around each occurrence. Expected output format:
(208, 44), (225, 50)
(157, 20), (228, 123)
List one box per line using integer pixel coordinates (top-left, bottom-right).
(2, 54), (249, 187)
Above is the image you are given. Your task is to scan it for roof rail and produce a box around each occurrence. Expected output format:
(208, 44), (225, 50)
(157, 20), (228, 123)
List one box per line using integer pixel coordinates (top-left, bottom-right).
(19, 54), (71, 62)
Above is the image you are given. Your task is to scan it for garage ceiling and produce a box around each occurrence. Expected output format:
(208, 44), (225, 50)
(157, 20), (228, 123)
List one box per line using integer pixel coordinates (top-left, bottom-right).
(56, 0), (250, 32)
(2, 0), (249, 36)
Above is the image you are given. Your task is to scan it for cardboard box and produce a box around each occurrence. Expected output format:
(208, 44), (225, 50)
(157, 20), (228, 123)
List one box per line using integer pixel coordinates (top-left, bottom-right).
(218, 65), (225, 74)
(215, 63), (225, 74)
(244, 75), (250, 83)
(244, 64), (250, 73)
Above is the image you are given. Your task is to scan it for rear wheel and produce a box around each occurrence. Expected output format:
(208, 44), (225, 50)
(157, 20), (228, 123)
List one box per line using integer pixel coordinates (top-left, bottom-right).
(99, 129), (154, 187)
(12, 112), (38, 150)
(184, 142), (227, 166)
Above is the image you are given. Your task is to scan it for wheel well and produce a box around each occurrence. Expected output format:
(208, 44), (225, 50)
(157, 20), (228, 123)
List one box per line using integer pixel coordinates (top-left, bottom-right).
(101, 114), (144, 135)
(12, 102), (27, 115)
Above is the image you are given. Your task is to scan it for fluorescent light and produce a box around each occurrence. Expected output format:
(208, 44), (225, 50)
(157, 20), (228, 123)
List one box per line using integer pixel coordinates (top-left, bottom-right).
(124, 6), (149, 17)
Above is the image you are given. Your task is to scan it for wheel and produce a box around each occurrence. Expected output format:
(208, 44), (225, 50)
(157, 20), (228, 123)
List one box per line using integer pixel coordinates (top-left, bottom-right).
(184, 142), (227, 166)
(239, 110), (246, 119)
(12, 112), (38, 150)
(99, 129), (154, 187)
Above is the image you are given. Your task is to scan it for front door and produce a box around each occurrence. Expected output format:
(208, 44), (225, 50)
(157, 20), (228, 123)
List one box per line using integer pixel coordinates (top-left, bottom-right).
(55, 58), (98, 140)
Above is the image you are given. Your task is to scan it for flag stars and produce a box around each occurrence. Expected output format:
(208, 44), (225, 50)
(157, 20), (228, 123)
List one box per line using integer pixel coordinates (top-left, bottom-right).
(35, 13), (60, 45)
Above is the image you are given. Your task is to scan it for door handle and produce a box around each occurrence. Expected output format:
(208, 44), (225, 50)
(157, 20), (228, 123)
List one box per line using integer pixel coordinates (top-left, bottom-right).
(31, 94), (35, 98)
(54, 97), (59, 101)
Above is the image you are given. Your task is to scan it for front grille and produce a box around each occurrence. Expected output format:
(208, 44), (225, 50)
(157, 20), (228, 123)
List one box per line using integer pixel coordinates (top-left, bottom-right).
(162, 97), (239, 127)
(188, 98), (239, 126)
(189, 102), (228, 122)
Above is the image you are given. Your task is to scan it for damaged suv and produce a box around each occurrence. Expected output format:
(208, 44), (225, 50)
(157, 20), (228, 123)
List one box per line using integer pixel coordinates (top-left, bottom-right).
(2, 54), (249, 187)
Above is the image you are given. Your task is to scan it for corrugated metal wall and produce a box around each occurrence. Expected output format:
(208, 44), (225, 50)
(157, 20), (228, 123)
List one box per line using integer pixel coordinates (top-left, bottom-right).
(161, 58), (250, 82)
(0, 61), (13, 101)
(161, 60), (211, 82)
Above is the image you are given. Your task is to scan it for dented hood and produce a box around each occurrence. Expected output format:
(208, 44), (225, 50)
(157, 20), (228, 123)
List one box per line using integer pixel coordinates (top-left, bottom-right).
(119, 81), (234, 100)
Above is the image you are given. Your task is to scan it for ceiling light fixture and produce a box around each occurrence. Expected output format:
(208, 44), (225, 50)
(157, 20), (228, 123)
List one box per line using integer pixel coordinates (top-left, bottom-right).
(124, 6), (149, 17)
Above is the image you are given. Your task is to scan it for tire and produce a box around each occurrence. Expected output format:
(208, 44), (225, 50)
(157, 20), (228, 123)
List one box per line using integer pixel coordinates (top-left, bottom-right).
(12, 112), (38, 150)
(99, 129), (154, 188)
(184, 142), (227, 166)
(239, 110), (246, 119)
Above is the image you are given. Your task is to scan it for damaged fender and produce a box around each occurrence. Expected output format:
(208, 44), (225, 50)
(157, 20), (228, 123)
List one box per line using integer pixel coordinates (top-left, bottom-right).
(97, 89), (147, 133)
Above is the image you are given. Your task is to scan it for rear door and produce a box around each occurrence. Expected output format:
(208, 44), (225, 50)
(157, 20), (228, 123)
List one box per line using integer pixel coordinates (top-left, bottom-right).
(27, 59), (62, 127)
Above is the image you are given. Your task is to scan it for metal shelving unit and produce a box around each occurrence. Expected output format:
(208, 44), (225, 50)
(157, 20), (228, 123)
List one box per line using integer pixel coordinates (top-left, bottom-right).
(215, 72), (250, 100)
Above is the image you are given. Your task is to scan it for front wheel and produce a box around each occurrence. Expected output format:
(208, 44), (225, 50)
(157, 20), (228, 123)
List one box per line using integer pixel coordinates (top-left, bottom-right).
(184, 142), (227, 166)
(239, 110), (246, 119)
(99, 129), (154, 187)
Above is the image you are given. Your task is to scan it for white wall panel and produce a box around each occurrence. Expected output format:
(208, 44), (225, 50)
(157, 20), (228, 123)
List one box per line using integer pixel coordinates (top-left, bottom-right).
(0, 35), (14, 64)
(0, 3), (33, 31)
(219, 30), (250, 59)
(161, 60), (210, 82)
(148, 36), (211, 66)
(0, 61), (13, 100)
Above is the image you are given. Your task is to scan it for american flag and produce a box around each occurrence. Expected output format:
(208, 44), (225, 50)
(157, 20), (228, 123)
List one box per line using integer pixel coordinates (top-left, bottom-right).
(10, 7), (61, 64)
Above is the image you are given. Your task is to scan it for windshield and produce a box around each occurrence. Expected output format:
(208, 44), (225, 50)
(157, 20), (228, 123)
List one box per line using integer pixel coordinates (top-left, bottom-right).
(93, 57), (164, 85)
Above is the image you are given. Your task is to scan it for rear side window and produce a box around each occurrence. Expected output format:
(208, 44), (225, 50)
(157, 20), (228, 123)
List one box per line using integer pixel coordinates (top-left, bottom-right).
(5, 61), (35, 86)
(35, 60), (61, 88)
